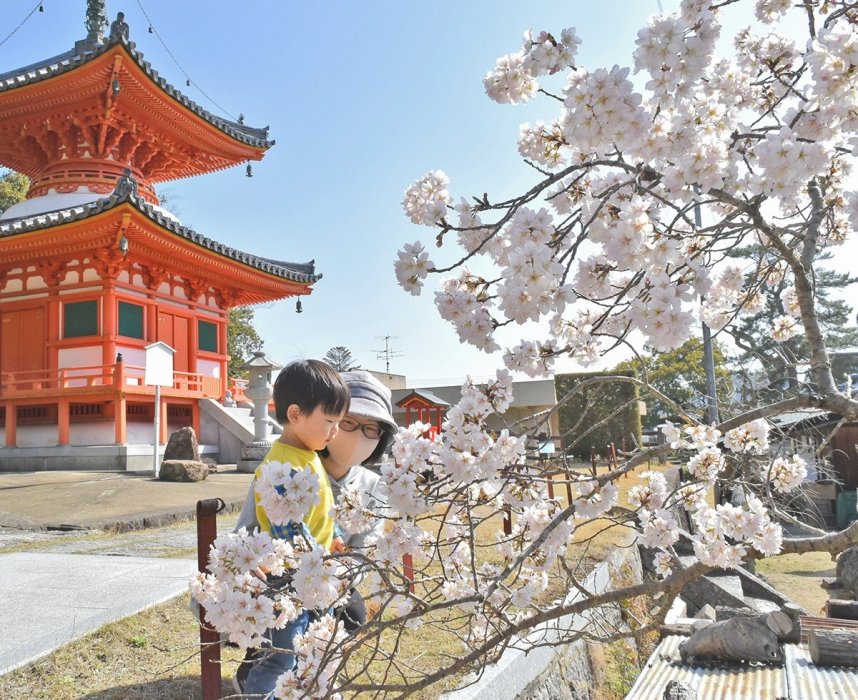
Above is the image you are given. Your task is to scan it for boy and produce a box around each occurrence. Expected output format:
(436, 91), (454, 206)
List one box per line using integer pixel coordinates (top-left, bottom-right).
(241, 359), (350, 697)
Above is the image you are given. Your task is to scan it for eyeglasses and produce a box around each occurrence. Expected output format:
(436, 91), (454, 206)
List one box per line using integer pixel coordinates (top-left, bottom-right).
(338, 416), (383, 440)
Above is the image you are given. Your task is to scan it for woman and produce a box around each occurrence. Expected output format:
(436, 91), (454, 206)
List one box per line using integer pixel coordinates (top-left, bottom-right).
(319, 370), (397, 630)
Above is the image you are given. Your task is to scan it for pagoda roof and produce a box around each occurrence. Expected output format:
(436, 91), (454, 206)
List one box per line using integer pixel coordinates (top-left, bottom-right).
(0, 37), (272, 150)
(0, 182), (318, 287)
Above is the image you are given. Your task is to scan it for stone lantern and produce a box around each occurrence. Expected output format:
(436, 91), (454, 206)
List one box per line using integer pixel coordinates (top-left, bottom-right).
(237, 351), (283, 473)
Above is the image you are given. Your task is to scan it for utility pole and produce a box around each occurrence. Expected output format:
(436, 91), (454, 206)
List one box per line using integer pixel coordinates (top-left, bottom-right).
(374, 335), (403, 373)
(694, 195), (720, 426)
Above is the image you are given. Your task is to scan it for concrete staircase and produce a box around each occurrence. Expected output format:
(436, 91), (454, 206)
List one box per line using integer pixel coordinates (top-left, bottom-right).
(671, 553), (795, 615)
(199, 399), (281, 464)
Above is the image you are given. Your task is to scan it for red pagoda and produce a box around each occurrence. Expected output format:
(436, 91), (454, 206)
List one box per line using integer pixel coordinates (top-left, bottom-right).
(0, 3), (317, 469)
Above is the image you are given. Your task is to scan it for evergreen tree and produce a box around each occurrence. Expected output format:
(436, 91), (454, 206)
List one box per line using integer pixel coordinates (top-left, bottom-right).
(227, 307), (263, 378)
(611, 338), (731, 428)
(324, 346), (360, 372)
(0, 170), (29, 215)
(728, 248), (858, 395)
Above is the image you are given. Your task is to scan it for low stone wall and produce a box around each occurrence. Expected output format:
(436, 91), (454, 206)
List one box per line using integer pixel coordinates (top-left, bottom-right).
(443, 544), (644, 700)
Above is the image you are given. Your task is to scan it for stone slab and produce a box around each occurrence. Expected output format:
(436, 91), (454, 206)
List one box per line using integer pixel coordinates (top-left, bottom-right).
(0, 552), (196, 675)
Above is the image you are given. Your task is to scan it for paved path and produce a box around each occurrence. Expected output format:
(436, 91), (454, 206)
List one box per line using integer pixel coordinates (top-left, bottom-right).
(0, 552), (196, 676)
(0, 470), (247, 678)
(0, 469), (253, 531)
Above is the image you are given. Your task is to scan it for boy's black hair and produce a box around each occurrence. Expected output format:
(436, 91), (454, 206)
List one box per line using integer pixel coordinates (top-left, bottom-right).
(273, 359), (350, 423)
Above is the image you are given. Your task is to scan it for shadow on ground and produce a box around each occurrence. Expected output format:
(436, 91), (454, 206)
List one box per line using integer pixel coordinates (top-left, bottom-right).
(79, 676), (236, 699)
(785, 567), (836, 577)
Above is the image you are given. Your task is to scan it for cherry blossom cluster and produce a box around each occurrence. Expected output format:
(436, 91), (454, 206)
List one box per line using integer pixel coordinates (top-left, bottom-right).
(483, 28), (580, 104)
(765, 454), (808, 494)
(256, 461), (321, 526)
(190, 528), (309, 648)
(633, 3), (719, 101)
(402, 170), (450, 225)
(394, 241), (434, 296)
(724, 419), (771, 454)
(518, 121), (568, 169)
(332, 482), (375, 537)
(771, 314), (801, 342)
(693, 495), (784, 564)
(272, 616), (348, 700)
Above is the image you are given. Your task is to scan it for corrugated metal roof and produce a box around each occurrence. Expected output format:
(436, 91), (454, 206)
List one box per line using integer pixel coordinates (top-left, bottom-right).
(785, 644), (858, 699)
(626, 634), (858, 699)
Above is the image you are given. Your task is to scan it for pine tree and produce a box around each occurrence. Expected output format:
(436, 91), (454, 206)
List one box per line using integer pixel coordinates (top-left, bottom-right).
(324, 346), (360, 372)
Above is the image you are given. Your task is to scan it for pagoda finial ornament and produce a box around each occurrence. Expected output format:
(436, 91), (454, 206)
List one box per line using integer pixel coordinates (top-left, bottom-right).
(85, 0), (109, 44)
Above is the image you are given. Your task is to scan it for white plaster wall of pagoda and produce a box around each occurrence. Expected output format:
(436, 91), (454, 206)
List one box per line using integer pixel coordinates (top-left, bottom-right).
(70, 422), (114, 446)
(59, 347), (102, 377)
(27, 275), (47, 291)
(128, 422), (156, 444)
(117, 345), (146, 368)
(0, 192), (101, 220)
(1, 279), (23, 293)
(15, 425), (58, 448)
(0, 192), (181, 224)
(198, 359), (220, 378)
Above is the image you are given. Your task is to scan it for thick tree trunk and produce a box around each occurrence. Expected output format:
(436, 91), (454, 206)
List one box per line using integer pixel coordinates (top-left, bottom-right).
(808, 630), (858, 667)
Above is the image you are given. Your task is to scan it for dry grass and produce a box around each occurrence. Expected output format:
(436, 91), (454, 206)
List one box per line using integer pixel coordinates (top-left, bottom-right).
(756, 550), (838, 616)
(0, 593), (244, 700)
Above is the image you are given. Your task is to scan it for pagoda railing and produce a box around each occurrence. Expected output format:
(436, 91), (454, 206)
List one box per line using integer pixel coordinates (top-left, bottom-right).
(0, 363), (222, 399)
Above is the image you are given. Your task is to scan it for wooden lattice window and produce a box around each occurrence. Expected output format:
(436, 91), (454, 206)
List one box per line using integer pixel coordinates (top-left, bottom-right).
(118, 301), (144, 339)
(64, 300), (98, 338)
(198, 320), (218, 353)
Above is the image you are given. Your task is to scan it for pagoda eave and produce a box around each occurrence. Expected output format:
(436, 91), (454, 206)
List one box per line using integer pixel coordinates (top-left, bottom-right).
(0, 42), (270, 184)
(0, 203), (315, 308)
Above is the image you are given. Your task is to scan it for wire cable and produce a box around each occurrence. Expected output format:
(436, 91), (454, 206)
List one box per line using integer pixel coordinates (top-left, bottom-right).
(0, 1), (44, 51)
(134, 0), (240, 122)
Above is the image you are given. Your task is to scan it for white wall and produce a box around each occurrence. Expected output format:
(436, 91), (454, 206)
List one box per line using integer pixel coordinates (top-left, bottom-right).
(69, 422), (114, 446)
(16, 425), (59, 448)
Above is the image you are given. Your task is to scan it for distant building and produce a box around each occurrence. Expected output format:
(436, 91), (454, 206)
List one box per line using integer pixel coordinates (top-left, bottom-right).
(391, 378), (559, 442)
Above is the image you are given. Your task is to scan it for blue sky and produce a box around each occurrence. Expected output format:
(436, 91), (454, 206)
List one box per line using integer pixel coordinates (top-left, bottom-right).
(2, 2), (853, 385)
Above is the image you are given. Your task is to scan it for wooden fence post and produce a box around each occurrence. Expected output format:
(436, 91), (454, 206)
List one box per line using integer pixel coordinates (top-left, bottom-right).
(402, 553), (415, 593)
(197, 498), (225, 700)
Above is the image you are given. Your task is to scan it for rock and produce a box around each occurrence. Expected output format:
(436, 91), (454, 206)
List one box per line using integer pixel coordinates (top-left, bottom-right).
(159, 459), (208, 482)
(201, 457), (218, 474)
(663, 680), (696, 699)
(679, 614), (784, 665)
(163, 426), (200, 461)
(835, 546), (858, 599)
(695, 604), (716, 621)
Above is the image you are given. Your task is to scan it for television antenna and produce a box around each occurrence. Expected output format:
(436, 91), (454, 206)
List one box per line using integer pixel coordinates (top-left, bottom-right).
(375, 335), (403, 373)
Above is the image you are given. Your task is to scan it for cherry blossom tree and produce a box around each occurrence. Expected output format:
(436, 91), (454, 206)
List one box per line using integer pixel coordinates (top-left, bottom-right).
(193, 2), (858, 696)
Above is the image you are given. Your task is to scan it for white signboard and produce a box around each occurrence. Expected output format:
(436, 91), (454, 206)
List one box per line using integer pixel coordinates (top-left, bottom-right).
(144, 341), (175, 387)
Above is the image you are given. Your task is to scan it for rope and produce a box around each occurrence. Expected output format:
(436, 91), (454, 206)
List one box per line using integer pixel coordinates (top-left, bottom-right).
(134, 0), (240, 122)
(0, 1), (44, 51)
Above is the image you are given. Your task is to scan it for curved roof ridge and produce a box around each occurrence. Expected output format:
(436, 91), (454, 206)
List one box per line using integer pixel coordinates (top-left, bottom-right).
(0, 190), (318, 285)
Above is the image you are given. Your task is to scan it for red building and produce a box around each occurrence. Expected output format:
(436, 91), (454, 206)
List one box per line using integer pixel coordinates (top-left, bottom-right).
(0, 7), (317, 469)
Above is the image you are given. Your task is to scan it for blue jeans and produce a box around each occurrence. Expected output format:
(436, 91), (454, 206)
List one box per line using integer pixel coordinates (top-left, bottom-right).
(242, 610), (311, 697)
